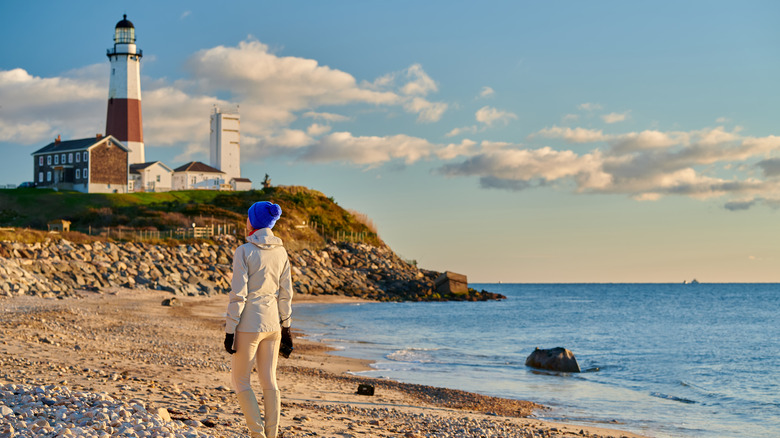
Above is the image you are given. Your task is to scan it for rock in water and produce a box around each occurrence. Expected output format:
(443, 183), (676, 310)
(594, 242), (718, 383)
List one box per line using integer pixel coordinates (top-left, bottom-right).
(525, 347), (581, 372)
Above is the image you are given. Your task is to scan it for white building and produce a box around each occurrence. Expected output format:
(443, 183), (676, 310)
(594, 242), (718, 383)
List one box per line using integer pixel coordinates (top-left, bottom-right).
(230, 177), (252, 191)
(209, 106), (241, 182)
(172, 161), (225, 190)
(129, 161), (173, 192)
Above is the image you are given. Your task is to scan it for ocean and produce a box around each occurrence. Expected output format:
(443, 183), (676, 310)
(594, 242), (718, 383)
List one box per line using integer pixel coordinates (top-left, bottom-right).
(294, 283), (780, 438)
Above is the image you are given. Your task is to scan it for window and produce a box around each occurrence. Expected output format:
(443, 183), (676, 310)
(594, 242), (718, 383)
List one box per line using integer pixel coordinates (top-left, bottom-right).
(54, 155), (59, 165)
(47, 171), (51, 182)
(191, 176), (196, 185)
(156, 175), (161, 182)
(61, 154), (66, 163)
(47, 155), (51, 165)
(83, 168), (88, 180)
(68, 153), (73, 163)
(76, 169), (81, 179)
(83, 151), (88, 162)
(38, 172), (43, 183)
(76, 153), (80, 163)
(38, 156), (43, 166)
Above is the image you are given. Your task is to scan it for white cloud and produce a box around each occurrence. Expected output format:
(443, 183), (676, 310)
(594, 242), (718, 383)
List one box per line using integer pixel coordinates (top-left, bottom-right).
(187, 39), (400, 111)
(578, 102), (603, 111)
(180, 11), (192, 19)
(400, 64), (438, 96)
(441, 124), (780, 207)
(300, 131), (435, 166)
(440, 146), (611, 192)
(173, 142), (208, 163)
(365, 63), (448, 122)
(0, 67), (106, 144)
(602, 111), (630, 124)
(303, 111), (351, 122)
(435, 139), (479, 161)
(562, 114), (579, 122)
(404, 97), (448, 123)
(307, 123), (331, 136)
(288, 131), (483, 166)
(479, 86), (495, 98)
(142, 86), (224, 147)
(0, 120), (57, 145)
(531, 125), (608, 143)
(608, 130), (685, 153)
(445, 125), (479, 138)
(475, 106), (517, 127)
(268, 129), (314, 148)
(716, 116), (730, 123)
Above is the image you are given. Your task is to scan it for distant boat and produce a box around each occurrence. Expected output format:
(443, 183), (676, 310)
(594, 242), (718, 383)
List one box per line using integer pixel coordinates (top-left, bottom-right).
(690, 279), (699, 284)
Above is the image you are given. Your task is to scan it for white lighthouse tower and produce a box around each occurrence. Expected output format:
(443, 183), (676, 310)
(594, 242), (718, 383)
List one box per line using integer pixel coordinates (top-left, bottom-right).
(209, 106), (241, 182)
(106, 14), (144, 165)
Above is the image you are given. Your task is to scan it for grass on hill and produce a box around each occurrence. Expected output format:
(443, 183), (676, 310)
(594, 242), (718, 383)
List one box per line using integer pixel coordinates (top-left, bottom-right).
(0, 186), (383, 247)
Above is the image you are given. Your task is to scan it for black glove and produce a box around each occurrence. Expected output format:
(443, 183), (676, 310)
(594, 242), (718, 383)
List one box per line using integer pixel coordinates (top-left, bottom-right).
(224, 333), (236, 354)
(280, 327), (293, 358)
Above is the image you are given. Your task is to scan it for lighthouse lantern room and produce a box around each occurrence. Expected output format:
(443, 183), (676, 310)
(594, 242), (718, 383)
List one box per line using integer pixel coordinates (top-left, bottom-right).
(106, 14), (145, 165)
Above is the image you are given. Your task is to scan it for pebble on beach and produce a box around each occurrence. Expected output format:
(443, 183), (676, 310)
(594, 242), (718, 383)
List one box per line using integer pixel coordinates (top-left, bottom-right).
(0, 383), (210, 438)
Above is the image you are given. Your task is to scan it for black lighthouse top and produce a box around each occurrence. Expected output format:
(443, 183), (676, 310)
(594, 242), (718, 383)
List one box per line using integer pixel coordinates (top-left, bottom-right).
(114, 14), (135, 44)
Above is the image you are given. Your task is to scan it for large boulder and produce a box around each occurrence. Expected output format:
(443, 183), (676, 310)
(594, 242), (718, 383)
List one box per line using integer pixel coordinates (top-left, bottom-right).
(525, 347), (581, 373)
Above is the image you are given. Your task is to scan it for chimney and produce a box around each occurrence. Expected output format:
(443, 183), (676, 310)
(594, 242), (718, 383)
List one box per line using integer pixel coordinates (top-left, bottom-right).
(55, 135), (61, 144)
(96, 133), (103, 139)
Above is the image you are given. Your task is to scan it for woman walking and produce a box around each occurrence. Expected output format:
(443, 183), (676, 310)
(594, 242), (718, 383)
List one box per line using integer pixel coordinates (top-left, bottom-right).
(224, 201), (293, 438)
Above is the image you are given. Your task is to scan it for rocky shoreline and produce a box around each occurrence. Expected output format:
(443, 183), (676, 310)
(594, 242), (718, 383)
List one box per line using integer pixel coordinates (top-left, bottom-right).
(0, 234), (505, 302)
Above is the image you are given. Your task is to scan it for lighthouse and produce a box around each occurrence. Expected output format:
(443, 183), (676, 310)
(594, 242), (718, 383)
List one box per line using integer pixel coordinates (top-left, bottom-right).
(106, 14), (144, 164)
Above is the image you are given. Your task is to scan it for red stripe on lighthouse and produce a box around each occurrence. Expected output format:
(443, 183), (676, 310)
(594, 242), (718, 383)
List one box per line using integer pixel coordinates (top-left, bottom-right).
(106, 98), (143, 143)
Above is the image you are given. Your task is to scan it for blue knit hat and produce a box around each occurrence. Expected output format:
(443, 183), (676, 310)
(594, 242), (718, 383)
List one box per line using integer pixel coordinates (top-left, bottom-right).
(248, 201), (282, 229)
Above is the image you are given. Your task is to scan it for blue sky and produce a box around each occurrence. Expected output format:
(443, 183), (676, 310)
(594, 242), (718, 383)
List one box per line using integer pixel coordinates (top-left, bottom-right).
(2, 1), (780, 282)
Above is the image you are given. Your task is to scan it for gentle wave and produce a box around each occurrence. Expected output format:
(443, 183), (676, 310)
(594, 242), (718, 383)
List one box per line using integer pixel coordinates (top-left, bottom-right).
(650, 392), (697, 404)
(386, 348), (439, 363)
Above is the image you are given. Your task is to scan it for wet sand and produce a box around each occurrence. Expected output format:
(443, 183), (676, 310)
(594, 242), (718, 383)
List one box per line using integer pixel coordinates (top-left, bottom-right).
(0, 288), (647, 437)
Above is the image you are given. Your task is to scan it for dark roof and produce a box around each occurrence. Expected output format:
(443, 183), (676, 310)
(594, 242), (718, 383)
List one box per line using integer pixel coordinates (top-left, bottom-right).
(130, 161), (174, 174)
(232, 178), (252, 182)
(116, 14), (134, 29)
(173, 161), (224, 173)
(31, 136), (126, 155)
(129, 162), (158, 172)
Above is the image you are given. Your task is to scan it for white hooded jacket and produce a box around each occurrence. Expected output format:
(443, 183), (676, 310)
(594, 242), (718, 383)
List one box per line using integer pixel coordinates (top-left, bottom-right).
(225, 228), (293, 334)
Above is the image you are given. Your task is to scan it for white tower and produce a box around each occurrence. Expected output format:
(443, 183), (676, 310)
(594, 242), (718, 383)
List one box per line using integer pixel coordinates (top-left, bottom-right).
(106, 14), (144, 164)
(209, 106), (241, 181)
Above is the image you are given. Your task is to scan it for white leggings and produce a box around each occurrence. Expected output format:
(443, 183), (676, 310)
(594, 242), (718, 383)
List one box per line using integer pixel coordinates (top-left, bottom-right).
(231, 330), (281, 393)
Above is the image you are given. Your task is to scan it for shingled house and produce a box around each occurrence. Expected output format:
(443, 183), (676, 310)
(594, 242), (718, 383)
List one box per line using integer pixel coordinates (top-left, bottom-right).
(32, 135), (129, 193)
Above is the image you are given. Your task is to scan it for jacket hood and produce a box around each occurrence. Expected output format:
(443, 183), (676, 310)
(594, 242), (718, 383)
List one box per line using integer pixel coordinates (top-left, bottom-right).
(246, 228), (284, 248)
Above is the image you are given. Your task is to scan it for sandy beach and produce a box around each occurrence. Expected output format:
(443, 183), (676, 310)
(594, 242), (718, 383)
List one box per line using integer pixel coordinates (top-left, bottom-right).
(0, 288), (646, 438)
